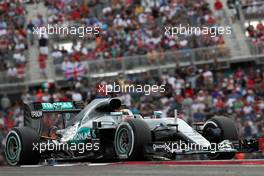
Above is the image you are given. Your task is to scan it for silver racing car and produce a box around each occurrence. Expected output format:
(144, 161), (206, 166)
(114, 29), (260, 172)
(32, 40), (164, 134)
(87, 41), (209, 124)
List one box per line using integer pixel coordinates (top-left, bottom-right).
(4, 98), (263, 165)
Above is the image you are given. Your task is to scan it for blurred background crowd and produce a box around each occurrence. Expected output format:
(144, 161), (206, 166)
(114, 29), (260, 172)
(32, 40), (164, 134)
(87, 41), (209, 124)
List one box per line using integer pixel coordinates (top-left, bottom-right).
(0, 0), (27, 82)
(0, 0), (264, 165)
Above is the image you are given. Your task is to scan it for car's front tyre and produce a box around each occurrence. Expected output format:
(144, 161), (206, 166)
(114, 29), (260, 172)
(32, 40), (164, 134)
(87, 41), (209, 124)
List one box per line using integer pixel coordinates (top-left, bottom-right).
(203, 116), (238, 160)
(114, 119), (151, 160)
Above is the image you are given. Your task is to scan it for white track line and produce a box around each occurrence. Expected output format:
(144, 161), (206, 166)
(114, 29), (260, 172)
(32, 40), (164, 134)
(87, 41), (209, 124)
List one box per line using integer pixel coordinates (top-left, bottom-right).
(20, 165), (43, 168)
(54, 163), (82, 167)
(87, 163), (112, 166)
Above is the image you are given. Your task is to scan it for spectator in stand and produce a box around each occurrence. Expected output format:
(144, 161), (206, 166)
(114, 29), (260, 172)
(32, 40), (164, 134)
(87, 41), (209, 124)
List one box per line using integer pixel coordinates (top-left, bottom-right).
(193, 109), (206, 122)
(246, 21), (264, 54)
(7, 66), (17, 81)
(39, 34), (49, 56)
(1, 94), (10, 111)
(27, 20), (35, 45)
(227, 0), (239, 22)
(214, 0), (224, 20)
(72, 90), (83, 101)
(39, 54), (47, 78)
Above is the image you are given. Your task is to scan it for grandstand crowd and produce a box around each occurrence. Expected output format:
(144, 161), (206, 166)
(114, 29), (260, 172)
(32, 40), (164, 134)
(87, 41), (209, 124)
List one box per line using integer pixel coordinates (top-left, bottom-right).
(47, 0), (227, 74)
(1, 0), (264, 165)
(0, 0), (27, 82)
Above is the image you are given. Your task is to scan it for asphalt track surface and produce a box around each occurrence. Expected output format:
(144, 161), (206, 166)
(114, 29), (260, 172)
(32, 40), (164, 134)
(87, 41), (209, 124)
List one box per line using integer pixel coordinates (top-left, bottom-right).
(1, 160), (264, 176)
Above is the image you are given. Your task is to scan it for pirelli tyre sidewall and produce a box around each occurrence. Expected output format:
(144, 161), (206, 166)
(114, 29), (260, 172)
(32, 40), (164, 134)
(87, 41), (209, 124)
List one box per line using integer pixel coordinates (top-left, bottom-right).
(5, 127), (40, 166)
(114, 119), (151, 160)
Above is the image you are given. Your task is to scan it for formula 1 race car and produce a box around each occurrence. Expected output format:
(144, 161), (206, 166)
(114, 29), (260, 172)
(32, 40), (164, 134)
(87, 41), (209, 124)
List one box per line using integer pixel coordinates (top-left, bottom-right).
(5, 98), (264, 165)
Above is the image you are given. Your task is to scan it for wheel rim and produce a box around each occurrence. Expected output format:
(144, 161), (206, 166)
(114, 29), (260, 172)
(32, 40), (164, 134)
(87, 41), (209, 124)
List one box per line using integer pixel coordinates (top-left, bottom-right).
(5, 132), (21, 165)
(116, 128), (132, 154)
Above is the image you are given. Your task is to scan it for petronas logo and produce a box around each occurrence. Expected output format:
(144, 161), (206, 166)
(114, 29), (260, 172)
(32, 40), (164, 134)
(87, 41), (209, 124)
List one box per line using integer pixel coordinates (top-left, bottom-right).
(73, 128), (91, 141)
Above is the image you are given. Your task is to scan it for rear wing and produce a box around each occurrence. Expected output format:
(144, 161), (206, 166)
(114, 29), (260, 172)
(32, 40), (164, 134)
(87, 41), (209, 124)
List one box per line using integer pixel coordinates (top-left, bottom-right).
(24, 101), (84, 131)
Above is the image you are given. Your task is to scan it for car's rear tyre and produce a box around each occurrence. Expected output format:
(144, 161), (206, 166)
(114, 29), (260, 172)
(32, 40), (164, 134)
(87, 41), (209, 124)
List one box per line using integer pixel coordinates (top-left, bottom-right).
(114, 119), (151, 160)
(5, 127), (40, 165)
(203, 116), (238, 160)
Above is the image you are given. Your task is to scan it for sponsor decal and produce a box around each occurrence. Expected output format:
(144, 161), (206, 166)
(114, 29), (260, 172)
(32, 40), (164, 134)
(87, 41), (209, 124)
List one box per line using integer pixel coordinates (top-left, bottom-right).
(71, 127), (96, 142)
(42, 102), (74, 110)
(31, 111), (43, 118)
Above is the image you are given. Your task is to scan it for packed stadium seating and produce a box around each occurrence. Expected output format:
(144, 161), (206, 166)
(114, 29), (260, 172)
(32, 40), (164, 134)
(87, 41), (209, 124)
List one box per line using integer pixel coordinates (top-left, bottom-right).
(0, 0), (27, 83)
(45, 0), (229, 79)
(242, 0), (264, 19)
